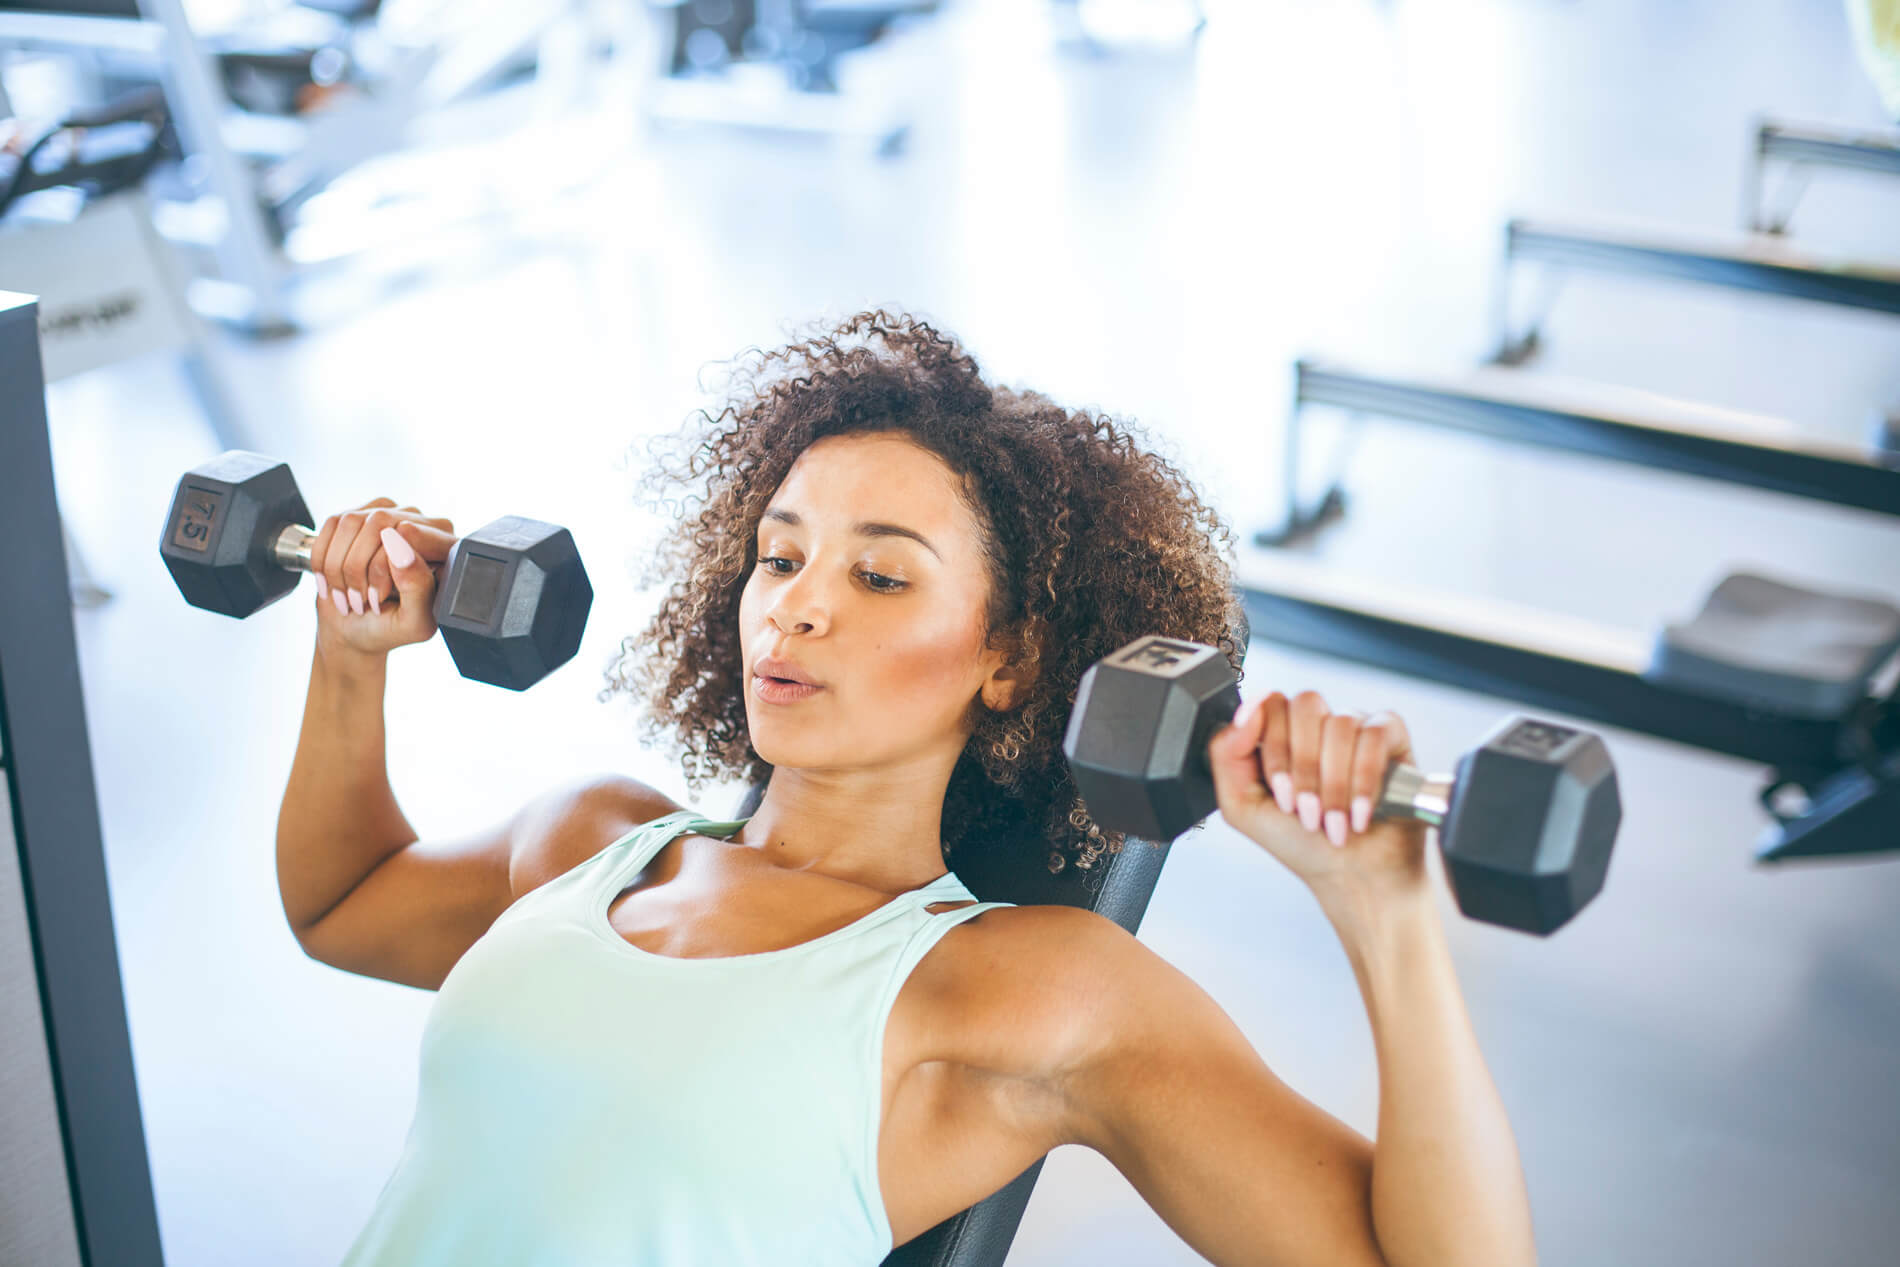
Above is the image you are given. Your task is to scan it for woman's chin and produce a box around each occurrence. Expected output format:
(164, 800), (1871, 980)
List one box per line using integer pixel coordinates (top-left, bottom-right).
(745, 730), (824, 772)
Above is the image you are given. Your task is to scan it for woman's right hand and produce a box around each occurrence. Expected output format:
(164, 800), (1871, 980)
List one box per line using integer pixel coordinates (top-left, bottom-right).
(310, 498), (457, 659)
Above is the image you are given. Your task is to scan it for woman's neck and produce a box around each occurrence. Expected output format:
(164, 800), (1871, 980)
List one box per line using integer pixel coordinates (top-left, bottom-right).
(734, 764), (953, 896)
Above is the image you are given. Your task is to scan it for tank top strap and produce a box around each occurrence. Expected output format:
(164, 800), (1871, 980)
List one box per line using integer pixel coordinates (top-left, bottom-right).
(591, 809), (740, 894)
(910, 868), (995, 917)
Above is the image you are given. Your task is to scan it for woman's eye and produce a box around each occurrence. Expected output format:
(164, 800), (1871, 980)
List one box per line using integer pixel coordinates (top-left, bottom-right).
(757, 556), (902, 591)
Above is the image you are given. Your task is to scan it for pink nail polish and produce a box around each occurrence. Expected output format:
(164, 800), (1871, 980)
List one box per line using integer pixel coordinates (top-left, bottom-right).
(1325, 810), (1347, 848)
(314, 574), (328, 599)
(368, 586), (381, 616)
(1297, 792), (1321, 834)
(331, 589), (348, 616)
(348, 589), (364, 616)
(1352, 797), (1371, 834)
(1270, 773), (1295, 816)
(380, 527), (416, 569)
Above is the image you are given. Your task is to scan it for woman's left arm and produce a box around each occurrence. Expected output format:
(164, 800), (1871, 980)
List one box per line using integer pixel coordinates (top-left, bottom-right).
(1207, 689), (1538, 1267)
(1311, 877), (1536, 1267)
(1048, 691), (1536, 1267)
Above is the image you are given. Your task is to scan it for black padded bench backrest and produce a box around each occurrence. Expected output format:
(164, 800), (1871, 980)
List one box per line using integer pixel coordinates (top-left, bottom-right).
(729, 779), (1177, 1267)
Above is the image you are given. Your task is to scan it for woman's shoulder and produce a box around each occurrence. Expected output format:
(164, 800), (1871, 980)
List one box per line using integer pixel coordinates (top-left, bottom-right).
(925, 903), (1132, 1088)
(510, 774), (685, 894)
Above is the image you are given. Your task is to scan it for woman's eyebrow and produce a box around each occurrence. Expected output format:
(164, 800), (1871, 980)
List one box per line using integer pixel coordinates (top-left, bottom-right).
(762, 507), (941, 560)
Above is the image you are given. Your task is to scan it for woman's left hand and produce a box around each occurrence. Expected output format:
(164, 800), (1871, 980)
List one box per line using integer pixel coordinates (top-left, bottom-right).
(1207, 690), (1433, 906)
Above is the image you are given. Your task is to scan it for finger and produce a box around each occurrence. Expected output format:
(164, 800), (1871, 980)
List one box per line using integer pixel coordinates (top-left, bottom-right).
(1378, 711), (1415, 772)
(1208, 694), (1273, 819)
(386, 520), (459, 563)
(353, 497), (399, 512)
(1320, 712), (1363, 847)
(366, 551), (394, 614)
(1288, 690), (1328, 835)
(363, 508), (415, 615)
(308, 512), (340, 612)
(1351, 713), (1401, 835)
(318, 510), (368, 618)
(380, 525), (437, 633)
(343, 508), (403, 616)
(1257, 693), (1294, 815)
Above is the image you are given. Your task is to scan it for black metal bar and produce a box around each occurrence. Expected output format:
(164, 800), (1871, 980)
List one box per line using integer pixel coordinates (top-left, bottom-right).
(1759, 120), (1900, 180)
(1295, 359), (1900, 519)
(0, 292), (164, 1265)
(1507, 217), (1900, 316)
(1235, 559), (1858, 773)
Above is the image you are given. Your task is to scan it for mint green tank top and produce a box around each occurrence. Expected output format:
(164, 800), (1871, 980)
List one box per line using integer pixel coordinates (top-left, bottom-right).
(338, 809), (1016, 1267)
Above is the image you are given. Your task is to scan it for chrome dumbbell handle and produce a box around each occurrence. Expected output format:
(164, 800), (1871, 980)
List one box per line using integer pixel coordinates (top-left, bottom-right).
(1377, 765), (1456, 829)
(269, 523), (318, 573)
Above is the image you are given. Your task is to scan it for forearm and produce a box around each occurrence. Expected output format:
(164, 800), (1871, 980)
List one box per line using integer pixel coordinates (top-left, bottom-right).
(1318, 883), (1537, 1267)
(276, 639), (417, 937)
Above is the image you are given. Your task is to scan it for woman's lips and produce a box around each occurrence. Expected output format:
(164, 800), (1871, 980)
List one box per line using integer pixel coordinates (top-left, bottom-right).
(753, 675), (824, 705)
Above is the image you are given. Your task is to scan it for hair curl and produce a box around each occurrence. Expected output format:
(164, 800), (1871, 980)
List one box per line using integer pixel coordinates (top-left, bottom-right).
(601, 310), (1244, 876)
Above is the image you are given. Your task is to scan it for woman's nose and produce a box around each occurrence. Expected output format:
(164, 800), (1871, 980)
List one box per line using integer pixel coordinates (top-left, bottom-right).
(767, 570), (831, 636)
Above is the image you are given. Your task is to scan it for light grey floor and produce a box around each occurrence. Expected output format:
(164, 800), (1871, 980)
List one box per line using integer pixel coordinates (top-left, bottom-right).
(38, 0), (1900, 1263)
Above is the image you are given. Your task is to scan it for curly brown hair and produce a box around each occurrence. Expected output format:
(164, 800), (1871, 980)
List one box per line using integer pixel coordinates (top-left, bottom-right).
(601, 310), (1245, 876)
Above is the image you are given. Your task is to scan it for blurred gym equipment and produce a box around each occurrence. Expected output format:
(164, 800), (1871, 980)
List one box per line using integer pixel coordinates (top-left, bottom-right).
(0, 0), (635, 333)
(1257, 358), (1900, 547)
(1744, 118), (1900, 235)
(1, 79), (247, 605)
(1235, 548), (1900, 864)
(1490, 216), (1900, 369)
(0, 84), (237, 432)
(1253, 98), (1900, 868)
(0, 289), (164, 1266)
(643, 0), (940, 156)
(1048, 0), (1206, 56)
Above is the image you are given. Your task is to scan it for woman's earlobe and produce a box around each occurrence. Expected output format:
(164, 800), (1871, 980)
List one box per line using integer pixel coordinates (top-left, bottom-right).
(982, 672), (1027, 713)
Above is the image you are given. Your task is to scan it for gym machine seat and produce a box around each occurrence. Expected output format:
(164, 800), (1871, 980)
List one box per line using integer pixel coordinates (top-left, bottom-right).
(1233, 551), (1900, 864)
(1652, 572), (1900, 722)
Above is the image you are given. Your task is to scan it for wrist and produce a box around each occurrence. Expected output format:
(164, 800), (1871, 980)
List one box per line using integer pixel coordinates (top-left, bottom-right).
(315, 635), (389, 684)
(1311, 872), (1443, 966)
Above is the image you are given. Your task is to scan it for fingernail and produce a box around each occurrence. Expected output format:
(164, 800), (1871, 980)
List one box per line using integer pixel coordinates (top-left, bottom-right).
(1325, 810), (1347, 848)
(1352, 797), (1371, 834)
(331, 588), (349, 616)
(368, 586), (381, 616)
(348, 588), (364, 616)
(380, 527), (416, 569)
(314, 574), (328, 599)
(1270, 773), (1295, 816)
(1297, 791), (1321, 834)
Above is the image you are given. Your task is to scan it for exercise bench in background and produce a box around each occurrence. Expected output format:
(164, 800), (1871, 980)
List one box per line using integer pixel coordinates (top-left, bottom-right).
(1744, 117), (1900, 235)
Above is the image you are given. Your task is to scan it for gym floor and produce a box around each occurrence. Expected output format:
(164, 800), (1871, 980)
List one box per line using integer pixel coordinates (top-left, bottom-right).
(43, 0), (1900, 1263)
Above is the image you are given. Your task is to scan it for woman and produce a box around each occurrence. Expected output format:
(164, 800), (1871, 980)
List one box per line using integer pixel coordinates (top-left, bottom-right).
(280, 311), (1535, 1266)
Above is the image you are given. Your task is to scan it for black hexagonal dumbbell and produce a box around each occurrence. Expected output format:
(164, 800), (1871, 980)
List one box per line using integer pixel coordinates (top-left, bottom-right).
(1062, 635), (1623, 936)
(159, 451), (593, 692)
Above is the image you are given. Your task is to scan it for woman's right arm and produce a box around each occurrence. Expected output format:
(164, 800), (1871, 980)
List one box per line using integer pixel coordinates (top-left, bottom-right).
(274, 499), (674, 991)
(278, 649), (650, 988)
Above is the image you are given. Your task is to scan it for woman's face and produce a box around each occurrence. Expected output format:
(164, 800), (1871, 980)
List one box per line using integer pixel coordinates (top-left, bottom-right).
(738, 431), (1012, 776)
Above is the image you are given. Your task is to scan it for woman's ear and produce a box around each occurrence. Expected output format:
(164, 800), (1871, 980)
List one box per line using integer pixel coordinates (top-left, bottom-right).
(979, 658), (1031, 713)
